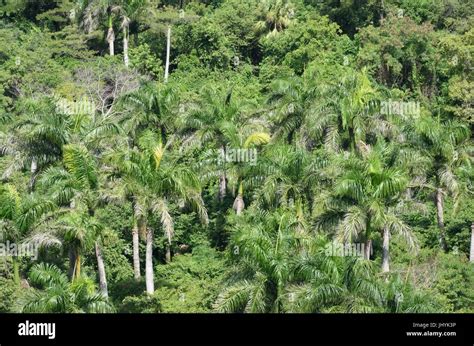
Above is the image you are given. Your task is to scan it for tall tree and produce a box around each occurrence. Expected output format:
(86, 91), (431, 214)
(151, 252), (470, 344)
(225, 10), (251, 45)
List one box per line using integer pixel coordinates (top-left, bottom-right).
(37, 143), (110, 297)
(255, 0), (294, 38)
(109, 130), (207, 293)
(414, 116), (471, 251)
(316, 140), (418, 271)
(78, 0), (120, 56)
(0, 184), (56, 286)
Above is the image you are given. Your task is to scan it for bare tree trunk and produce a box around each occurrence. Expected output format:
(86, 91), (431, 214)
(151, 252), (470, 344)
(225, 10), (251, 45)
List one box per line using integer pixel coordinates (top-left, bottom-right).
(382, 226), (390, 273)
(470, 223), (474, 263)
(123, 25), (129, 67)
(132, 224), (140, 279)
(107, 27), (115, 56)
(164, 26), (171, 82)
(145, 228), (154, 294)
(436, 189), (448, 251)
(364, 239), (372, 260)
(95, 241), (108, 298)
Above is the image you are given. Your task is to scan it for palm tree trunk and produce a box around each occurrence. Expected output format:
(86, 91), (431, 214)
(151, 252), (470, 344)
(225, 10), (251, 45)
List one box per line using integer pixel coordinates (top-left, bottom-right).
(219, 172), (227, 201)
(74, 252), (81, 280)
(123, 25), (129, 67)
(470, 222), (474, 263)
(29, 159), (37, 191)
(233, 180), (244, 215)
(145, 228), (154, 294)
(382, 226), (390, 272)
(219, 146), (227, 201)
(435, 188), (448, 251)
(164, 25), (171, 82)
(30, 159), (37, 174)
(165, 242), (171, 263)
(68, 248), (75, 280)
(95, 241), (108, 298)
(364, 239), (372, 260)
(107, 16), (115, 56)
(132, 223), (140, 279)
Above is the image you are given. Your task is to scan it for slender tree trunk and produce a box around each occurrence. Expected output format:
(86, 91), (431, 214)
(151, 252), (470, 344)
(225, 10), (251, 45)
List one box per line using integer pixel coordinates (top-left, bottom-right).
(74, 252), (81, 281)
(123, 25), (129, 67)
(219, 146), (227, 201)
(95, 241), (108, 298)
(29, 159), (37, 191)
(165, 242), (171, 263)
(30, 159), (37, 174)
(68, 248), (75, 281)
(233, 180), (244, 215)
(364, 239), (372, 260)
(470, 223), (474, 263)
(145, 228), (154, 294)
(164, 25), (171, 82)
(382, 226), (390, 273)
(165, 221), (172, 263)
(219, 173), (227, 201)
(107, 17), (115, 56)
(436, 188), (448, 251)
(132, 223), (140, 279)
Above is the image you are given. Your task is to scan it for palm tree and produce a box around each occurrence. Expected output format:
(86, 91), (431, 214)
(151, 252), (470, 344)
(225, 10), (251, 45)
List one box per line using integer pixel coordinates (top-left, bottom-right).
(20, 263), (114, 313)
(214, 208), (302, 312)
(309, 68), (380, 153)
(0, 184), (57, 286)
(269, 68), (379, 151)
(1, 93), (118, 189)
(254, 143), (329, 231)
(255, 0), (294, 38)
(119, 81), (178, 142)
(0, 97), (70, 187)
(289, 248), (384, 313)
(114, 0), (147, 66)
(267, 74), (317, 146)
(37, 144), (110, 297)
(180, 88), (245, 202)
(316, 140), (418, 272)
(109, 130), (207, 294)
(78, 0), (119, 56)
(231, 132), (270, 215)
(414, 116), (472, 251)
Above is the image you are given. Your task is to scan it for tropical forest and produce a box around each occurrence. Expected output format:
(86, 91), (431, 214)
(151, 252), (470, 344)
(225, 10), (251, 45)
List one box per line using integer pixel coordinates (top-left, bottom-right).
(0, 0), (473, 314)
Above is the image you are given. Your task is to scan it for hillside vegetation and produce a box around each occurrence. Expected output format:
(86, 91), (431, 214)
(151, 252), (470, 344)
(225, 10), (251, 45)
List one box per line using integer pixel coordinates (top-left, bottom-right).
(0, 0), (473, 313)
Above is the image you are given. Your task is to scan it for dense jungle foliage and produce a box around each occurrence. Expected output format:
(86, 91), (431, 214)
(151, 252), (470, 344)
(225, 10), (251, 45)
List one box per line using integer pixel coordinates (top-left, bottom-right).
(0, 0), (473, 313)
